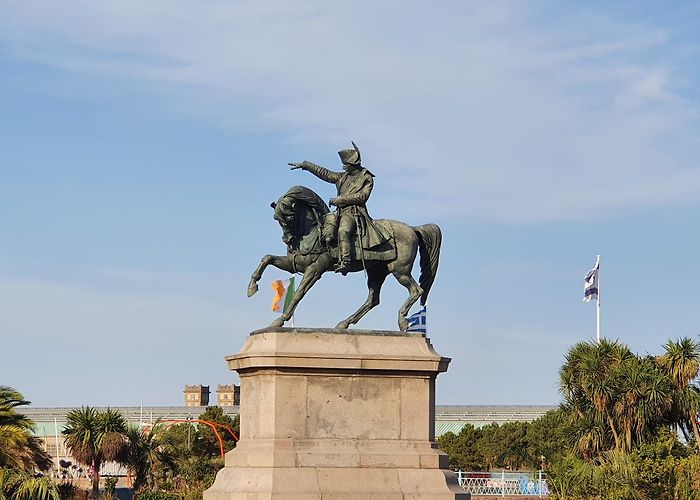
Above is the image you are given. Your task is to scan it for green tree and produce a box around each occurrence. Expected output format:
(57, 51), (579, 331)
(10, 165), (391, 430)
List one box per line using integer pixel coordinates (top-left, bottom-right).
(658, 337), (700, 450)
(560, 339), (633, 454)
(548, 338), (700, 498)
(630, 429), (687, 499)
(559, 339), (680, 456)
(436, 424), (485, 470)
(124, 424), (166, 494)
(525, 408), (570, 469)
(62, 407), (128, 499)
(158, 423), (192, 461)
(673, 454), (700, 499)
(612, 355), (673, 452)
(157, 416), (231, 497)
(474, 424), (503, 470)
(0, 468), (59, 500)
(0, 387), (53, 472)
(194, 407), (238, 458)
(473, 421), (537, 471)
(0, 387), (58, 500)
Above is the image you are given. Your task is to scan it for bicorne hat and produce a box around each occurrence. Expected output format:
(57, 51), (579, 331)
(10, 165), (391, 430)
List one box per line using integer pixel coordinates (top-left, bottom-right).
(337, 141), (361, 166)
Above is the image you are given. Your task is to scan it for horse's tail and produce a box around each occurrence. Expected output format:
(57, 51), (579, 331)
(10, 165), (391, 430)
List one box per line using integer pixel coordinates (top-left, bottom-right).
(414, 223), (442, 306)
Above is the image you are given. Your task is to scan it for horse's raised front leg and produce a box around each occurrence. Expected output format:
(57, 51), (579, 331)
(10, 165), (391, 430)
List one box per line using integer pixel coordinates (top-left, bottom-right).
(336, 267), (389, 329)
(248, 254), (295, 297)
(393, 272), (423, 331)
(270, 254), (333, 327)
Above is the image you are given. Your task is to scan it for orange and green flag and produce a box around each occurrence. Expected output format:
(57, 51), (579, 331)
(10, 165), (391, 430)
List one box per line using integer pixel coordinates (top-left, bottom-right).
(271, 277), (295, 314)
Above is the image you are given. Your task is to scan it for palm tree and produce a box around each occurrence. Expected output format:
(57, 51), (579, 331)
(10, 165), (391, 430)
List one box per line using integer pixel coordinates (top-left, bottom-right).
(613, 356), (674, 452)
(123, 424), (165, 493)
(561, 340), (680, 456)
(0, 387), (53, 472)
(62, 407), (127, 498)
(657, 337), (700, 450)
(0, 387), (31, 427)
(0, 387), (57, 500)
(560, 339), (633, 454)
(0, 468), (59, 500)
(569, 413), (609, 460)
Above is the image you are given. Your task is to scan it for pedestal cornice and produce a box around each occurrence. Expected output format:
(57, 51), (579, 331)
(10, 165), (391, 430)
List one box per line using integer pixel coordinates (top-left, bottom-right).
(226, 327), (451, 374)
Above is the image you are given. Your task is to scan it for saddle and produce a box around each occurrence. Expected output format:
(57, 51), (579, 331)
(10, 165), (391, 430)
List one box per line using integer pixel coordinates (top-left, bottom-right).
(322, 212), (396, 262)
(274, 185), (396, 262)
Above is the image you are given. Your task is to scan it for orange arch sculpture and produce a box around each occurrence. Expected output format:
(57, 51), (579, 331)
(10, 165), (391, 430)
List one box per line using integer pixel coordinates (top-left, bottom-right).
(153, 419), (239, 459)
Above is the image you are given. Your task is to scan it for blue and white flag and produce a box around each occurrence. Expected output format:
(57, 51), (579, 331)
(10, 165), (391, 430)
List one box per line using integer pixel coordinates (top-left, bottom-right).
(583, 257), (600, 303)
(407, 306), (427, 333)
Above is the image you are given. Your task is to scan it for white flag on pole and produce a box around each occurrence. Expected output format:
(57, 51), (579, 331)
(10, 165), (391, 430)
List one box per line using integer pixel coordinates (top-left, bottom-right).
(583, 257), (600, 303)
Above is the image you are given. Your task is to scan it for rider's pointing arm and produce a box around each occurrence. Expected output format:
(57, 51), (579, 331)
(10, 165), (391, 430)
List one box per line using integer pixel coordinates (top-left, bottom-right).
(290, 161), (342, 184)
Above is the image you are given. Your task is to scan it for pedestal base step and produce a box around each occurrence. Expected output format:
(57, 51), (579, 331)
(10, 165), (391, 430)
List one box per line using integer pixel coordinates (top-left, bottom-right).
(205, 466), (469, 499)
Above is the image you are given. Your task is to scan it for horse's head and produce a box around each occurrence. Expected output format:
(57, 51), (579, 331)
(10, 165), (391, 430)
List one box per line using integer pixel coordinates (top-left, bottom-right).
(272, 186), (330, 254)
(272, 197), (296, 246)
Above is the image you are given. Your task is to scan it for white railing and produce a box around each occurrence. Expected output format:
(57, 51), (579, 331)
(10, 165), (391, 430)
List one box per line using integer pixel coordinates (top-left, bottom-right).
(456, 471), (549, 496)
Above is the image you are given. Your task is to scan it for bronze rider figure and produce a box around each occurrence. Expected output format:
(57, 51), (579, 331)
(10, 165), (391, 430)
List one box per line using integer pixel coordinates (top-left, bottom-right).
(289, 142), (377, 275)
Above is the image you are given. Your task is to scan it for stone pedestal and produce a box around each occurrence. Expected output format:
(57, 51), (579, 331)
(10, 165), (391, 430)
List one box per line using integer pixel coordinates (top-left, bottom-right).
(205, 328), (468, 499)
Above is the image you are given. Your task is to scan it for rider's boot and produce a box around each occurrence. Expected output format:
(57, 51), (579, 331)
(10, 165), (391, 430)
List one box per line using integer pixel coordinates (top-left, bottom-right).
(335, 261), (350, 276)
(335, 237), (351, 276)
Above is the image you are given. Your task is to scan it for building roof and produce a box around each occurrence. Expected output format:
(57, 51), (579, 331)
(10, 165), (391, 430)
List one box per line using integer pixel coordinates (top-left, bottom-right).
(20, 404), (557, 437)
(435, 405), (557, 422)
(433, 405), (558, 436)
(21, 406), (239, 425)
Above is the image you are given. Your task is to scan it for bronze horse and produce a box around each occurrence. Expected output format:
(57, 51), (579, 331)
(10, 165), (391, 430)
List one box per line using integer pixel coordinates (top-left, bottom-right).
(247, 186), (442, 331)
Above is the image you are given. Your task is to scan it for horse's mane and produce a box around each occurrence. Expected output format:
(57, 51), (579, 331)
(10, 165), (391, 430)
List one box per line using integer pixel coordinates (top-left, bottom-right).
(280, 185), (329, 215)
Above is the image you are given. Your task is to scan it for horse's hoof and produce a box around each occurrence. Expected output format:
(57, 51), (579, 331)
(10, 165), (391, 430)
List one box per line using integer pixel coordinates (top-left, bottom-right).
(270, 318), (285, 327)
(247, 283), (258, 297)
(335, 321), (350, 330)
(398, 320), (408, 332)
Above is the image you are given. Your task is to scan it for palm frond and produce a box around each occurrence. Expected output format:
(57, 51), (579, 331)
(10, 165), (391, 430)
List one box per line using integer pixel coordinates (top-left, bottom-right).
(12, 475), (59, 500)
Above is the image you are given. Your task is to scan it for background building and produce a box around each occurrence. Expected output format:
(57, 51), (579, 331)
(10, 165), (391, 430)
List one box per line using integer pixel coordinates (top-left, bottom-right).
(183, 384), (210, 406)
(217, 384), (240, 406)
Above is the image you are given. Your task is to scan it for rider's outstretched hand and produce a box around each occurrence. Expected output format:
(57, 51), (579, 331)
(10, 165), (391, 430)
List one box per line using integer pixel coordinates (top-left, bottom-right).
(288, 162), (303, 170)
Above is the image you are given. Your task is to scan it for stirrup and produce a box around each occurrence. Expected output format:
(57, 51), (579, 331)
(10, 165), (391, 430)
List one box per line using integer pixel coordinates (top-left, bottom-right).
(334, 261), (350, 275)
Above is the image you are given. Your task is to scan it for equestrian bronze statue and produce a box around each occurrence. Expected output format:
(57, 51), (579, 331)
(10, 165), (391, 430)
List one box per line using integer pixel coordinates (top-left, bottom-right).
(247, 143), (442, 331)
(288, 141), (385, 275)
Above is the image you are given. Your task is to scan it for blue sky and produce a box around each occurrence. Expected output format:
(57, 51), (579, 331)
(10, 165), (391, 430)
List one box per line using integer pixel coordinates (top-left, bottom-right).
(2, 1), (700, 407)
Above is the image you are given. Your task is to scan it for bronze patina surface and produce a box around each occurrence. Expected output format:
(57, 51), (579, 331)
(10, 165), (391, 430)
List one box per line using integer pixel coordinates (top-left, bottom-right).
(248, 142), (443, 332)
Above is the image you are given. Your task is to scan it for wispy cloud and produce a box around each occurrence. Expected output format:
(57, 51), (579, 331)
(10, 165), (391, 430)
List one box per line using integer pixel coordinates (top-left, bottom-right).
(1, 1), (699, 222)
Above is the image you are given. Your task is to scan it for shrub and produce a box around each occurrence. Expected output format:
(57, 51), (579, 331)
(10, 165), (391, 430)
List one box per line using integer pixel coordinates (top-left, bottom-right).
(135, 491), (180, 500)
(674, 454), (700, 500)
(56, 481), (90, 500)
(103, 476), (118, 499)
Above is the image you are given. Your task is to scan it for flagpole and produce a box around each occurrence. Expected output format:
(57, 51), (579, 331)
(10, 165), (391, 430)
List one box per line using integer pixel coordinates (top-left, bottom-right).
(54, 416), (60, 473)
(596, 255), (601, 343)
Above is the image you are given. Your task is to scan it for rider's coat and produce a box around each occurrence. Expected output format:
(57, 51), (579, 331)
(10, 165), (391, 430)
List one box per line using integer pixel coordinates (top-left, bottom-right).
(300, 161), (386, 249)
